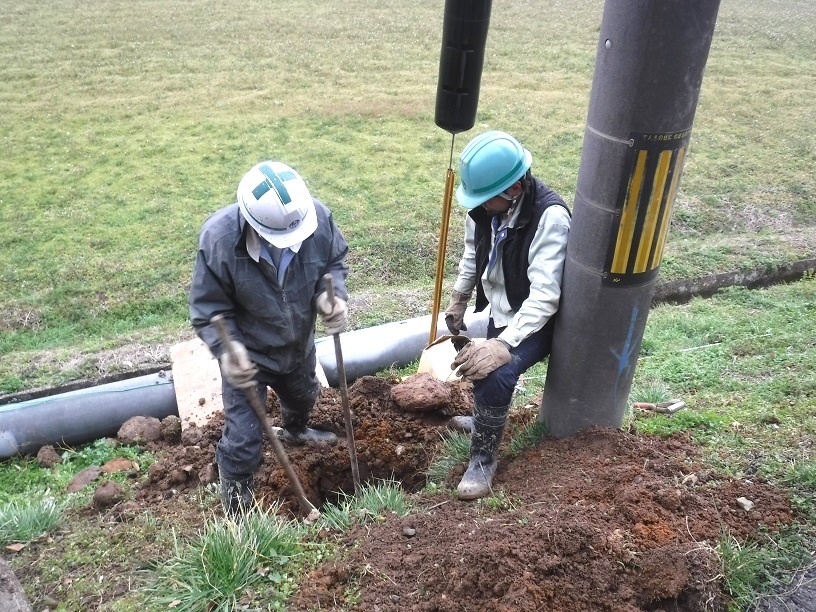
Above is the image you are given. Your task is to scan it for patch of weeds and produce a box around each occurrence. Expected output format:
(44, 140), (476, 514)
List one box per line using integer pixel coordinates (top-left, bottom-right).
(506, 418), (548, 458)
(634, 409), (728, 441)
(717, 525), (816, 611)
(318, 479), (412, 533)
(630, 379), (674, 405)
(777, 460), (816, 516)
(376, 360), (418, 380)
(0, 497), (64, 544)
(145, 505), (307, 611)
(426, 431), (470, 486)
(477, 490), (519, 513)
(61, 438), (154, 472)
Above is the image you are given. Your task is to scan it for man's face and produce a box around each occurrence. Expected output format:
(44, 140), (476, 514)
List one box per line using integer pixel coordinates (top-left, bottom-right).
(480, 194), (513, 217)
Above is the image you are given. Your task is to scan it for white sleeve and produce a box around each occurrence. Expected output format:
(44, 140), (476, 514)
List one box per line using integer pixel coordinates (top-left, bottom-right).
(498, 206), (571, 347)
(452, 216), (479, 296)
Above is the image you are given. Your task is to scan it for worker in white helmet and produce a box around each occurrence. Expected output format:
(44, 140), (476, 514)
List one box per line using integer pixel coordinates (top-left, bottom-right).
(444, 131), (571, 501)
(189, 161), (349, 515)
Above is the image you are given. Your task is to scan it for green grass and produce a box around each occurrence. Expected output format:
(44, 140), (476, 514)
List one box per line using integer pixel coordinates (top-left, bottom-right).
(318, 479), (412, 532)
(426, 431), (471, 486)
(0, 439), (154, 504)
(1, 0), (815, 607)
(0, 497), (65, 544)
(145, 508), (309, 611)
(717, 527), (816, 612)
(1, 0), (815, 392)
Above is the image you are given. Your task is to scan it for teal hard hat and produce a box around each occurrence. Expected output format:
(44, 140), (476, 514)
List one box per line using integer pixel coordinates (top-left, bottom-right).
(455, 131), (533, 209)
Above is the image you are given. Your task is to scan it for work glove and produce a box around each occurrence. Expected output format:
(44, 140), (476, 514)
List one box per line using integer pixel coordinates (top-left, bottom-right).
(218, 340), (258, 389)
(444, 289), (470, 335)
(316, 291), (348, 335)
(452, 338), (511, 381)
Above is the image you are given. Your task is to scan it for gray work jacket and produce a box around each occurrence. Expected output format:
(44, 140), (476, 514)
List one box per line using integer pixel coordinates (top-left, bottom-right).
(189, 200), (349, 374)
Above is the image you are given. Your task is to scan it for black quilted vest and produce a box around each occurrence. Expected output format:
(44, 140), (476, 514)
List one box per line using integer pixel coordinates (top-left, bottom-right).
(469, 177), (570, 313)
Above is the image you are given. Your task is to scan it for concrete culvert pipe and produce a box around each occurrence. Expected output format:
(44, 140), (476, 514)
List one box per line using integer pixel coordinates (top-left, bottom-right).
(0, 372), (177, 459)
(0, 311), (489, 459)
(316, 309), (489, 387)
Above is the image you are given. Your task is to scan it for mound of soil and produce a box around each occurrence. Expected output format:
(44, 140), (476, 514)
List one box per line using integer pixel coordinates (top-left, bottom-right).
(129, 375), (795, 611)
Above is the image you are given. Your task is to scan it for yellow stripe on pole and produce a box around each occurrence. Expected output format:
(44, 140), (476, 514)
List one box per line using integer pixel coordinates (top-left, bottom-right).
(634, 149), (672, 273)
(611, 150), (648, 274)
(651, 146), (686, 269)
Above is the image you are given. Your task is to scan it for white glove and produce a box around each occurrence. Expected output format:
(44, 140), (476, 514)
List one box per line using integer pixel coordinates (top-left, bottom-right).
(218, 340), (258, 389)
(316, 292), (348, 335)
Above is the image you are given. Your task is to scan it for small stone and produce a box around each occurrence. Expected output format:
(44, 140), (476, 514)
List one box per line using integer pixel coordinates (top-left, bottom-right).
(93, 480), (124, 509)
(198, 397), (206, 406)
(181, 426), (204, 446)
(736, 497), (754, 511)
(168, 469), (188, 485)
(117, 416), (162, 445)
(161, 415), (182, 442)
(403, 527), (416, 537)
(390, 594), (401, 603)
(199, 463), (218, 485)
(36, 445), (62, 468)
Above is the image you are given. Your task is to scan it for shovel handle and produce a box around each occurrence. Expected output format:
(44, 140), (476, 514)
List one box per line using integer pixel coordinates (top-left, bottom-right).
(324, 273), (337, 305)
(322, 274), (361, 491)
(211, 315), (316, 516)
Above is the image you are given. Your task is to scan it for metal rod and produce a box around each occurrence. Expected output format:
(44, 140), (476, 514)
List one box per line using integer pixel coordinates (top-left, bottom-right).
(323, 274), (361, 492)
(210, 315), (316, 516)
(429, 133), (457, 345)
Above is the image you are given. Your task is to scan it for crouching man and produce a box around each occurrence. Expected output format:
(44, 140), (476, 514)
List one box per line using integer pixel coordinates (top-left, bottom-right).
(444, 131), (571, 500)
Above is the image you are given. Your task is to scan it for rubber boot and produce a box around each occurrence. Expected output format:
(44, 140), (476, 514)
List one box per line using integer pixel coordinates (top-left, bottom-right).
(219, 469), (255, 517)
(273, 426), (338, 446)
(276, 402), (338, 446)
(457, 400), (509, 501)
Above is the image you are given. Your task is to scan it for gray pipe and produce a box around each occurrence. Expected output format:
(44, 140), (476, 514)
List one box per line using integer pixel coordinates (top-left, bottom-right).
(0, 312), (489, 458)
(316, 309), (488, 386)
(0, 372), (177, 459)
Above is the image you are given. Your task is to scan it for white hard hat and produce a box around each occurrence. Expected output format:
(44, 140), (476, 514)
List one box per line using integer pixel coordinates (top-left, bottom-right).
(237, 161), (318, 248)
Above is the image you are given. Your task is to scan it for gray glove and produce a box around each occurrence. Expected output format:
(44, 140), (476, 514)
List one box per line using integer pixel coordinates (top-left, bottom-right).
(218, 340), (258, 389)
(444, 289), (470, 335)
(316, 291), (348, 335)
(452, 338), (511, 381)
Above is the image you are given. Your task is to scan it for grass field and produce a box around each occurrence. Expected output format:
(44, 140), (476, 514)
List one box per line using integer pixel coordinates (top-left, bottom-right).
(0, 0), (813, 392)
(1, 2), (815, 608)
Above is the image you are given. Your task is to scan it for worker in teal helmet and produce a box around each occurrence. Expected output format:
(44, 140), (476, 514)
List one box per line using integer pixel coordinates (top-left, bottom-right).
(444, 131), (571, 500)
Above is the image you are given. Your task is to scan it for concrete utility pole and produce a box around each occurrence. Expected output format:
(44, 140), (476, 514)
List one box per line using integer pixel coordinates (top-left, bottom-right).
(541, 0), (721, 437)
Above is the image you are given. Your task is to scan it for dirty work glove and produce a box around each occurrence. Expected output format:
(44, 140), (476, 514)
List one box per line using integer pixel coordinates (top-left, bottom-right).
(316, 292), (348, 335)
(219, 340), (258, 389)
(444, 290), (470, 335)
(452, 338), (511, 381)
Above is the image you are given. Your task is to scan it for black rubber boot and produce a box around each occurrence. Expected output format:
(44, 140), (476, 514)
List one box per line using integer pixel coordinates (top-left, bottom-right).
(273, 426), (338, 446)
(457, 400), (509, 501)
(277, 403), (337, 446)
(219, 469), (255, 517)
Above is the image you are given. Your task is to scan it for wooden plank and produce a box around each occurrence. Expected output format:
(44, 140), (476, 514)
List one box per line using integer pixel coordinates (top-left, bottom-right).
(170, 338), (223, 430)
(169, 337), (330, 430)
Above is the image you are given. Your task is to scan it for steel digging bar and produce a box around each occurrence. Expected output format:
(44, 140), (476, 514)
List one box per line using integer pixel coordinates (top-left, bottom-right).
(210, 315), (318, 518)
(323, 273), (362, 492)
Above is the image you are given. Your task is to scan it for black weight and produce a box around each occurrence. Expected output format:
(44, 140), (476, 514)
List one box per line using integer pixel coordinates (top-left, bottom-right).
(435, 0), (493, 134)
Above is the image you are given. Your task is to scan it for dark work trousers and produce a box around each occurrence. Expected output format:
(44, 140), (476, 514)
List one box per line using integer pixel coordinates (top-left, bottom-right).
(473, 317), (556, 408)
(216, 347), (320, 477)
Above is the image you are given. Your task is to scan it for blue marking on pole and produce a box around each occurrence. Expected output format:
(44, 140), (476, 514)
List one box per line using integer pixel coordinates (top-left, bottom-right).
(252, 165), (295, 204)
(610, 305), (640, 413)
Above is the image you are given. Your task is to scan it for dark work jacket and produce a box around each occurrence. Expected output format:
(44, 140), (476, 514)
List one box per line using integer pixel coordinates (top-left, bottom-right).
(189, 201), (348, 374)
(469, 177), (570, 313)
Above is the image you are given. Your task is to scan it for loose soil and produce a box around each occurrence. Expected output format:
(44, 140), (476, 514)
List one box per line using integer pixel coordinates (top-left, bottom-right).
(7, 375), (806, 610)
